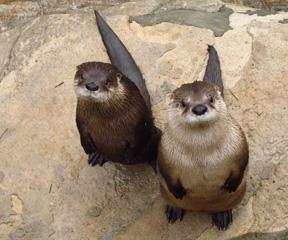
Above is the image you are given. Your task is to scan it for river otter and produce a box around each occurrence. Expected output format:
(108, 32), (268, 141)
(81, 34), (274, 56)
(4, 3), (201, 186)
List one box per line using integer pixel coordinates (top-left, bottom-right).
(74, 11), (160, 168)
(157, 46), (249, 230)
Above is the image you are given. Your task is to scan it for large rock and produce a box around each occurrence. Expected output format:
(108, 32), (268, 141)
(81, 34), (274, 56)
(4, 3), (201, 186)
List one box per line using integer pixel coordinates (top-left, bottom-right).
(0, 6), (288, 240)
(0, 1), (40, 31)
(0, 0), (130, 32)
(222, 0), (288, 9)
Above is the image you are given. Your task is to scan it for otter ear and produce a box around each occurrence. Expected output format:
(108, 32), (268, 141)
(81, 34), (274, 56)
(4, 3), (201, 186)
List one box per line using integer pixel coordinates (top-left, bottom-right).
(76, 65), (80, 70)
(116, 72), (122, 81)
(169, 91), (177, 101)
(214, 85), (220, 92)
(169, 91), (180, 105)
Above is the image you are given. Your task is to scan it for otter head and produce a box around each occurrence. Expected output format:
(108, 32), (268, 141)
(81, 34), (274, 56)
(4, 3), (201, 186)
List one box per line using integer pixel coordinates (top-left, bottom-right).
(74, 62), (123, 102)
(168, 81), (227, 127)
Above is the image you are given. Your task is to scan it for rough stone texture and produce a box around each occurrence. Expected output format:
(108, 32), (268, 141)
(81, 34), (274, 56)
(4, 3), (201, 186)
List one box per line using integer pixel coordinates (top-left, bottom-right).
(131, 6), (233, 37)
(0, 0), (129, 32)
(222, 0), (288, 9)
(215, 27), (252, 88)
(0, 1), (288, 240)
(0, 26), (21, 79)
(0, 1), (40, 31)
(229, 11), (288, 28)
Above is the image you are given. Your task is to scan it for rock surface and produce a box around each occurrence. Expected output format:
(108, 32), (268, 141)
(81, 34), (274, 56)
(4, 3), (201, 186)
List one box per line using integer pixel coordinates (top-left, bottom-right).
(0, 0), (288, 239)
(223, 0), (288, 9)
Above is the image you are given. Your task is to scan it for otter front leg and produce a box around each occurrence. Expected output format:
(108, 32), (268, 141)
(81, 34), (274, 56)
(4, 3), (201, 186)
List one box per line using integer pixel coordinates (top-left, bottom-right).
(158, 161), (187, 199)
(222, 151), (248, 192)
(81, 133), (107, 167)
(76, 117), (107, 167)
(222, 172), (243, 192)
(168, 180), (187, 199)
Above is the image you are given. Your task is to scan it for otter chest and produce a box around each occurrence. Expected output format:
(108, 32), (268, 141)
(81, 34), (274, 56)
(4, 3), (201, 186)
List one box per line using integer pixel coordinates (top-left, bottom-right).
(171, 148), (231, 193)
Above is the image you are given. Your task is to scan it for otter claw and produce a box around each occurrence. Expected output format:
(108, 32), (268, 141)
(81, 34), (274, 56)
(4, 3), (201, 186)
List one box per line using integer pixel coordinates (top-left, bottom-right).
(88, 152), (106, 166)
(165, 205), (185, 223)
(212, 210), (233, 231)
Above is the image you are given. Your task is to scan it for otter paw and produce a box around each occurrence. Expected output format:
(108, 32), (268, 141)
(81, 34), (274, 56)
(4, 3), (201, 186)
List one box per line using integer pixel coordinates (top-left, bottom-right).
(212, 210), (233, 231)
(173, 187), (187, 200)
(165, 205), (185, 223)
(222, 174), (241, 192)
(88, 152), (106, 167)
(171, 180), (187, 200)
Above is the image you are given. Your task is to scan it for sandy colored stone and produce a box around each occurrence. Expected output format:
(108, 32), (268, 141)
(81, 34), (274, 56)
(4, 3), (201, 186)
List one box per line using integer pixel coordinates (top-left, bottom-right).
(103, 0), (168, 17)
(0, 1), (40, 31)
(0, 26), (21, 80)
(222, 0), (288, 9)
(0, 13), (213, 239)
(0, 4), (288, 240)
(215, 27), (252, 88)
(230, 11), (288, 28)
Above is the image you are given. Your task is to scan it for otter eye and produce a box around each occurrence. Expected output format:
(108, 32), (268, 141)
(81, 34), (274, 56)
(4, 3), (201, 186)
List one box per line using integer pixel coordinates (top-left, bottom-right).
(180, 100), (186, 108)
(208, 95), (214, 103)
(105, 79), (111, 86)
(77, 75), (85, 85)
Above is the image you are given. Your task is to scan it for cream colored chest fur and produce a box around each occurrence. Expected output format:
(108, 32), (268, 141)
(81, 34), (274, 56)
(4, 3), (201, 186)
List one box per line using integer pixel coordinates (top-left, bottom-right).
(160, 119), (243, 197)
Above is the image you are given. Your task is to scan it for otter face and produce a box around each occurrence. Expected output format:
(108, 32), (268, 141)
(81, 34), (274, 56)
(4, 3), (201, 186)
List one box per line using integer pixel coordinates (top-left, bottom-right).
(168, 81), (226, 127)
(74, 62), (122, 102)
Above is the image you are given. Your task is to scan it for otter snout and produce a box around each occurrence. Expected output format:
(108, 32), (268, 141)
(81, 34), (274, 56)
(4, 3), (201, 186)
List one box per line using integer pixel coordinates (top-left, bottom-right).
(86, 82), (99, 91)
(192, 104), (207, 116)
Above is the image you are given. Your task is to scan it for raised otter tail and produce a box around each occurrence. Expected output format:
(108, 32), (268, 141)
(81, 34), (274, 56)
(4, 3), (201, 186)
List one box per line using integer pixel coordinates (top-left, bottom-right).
(203, 45), (224, 97)
(94, 10), (151, 108)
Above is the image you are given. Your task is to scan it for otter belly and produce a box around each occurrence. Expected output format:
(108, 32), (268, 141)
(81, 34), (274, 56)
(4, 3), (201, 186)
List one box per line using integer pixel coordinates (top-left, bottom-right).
(88, 117), (144, 164)
(160, 181), (246, 212)
(159, 140), (247, 212)
(90, 126), (132, 163)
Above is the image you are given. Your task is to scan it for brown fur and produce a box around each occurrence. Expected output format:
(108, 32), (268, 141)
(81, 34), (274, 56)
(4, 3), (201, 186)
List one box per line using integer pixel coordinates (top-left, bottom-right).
(75, 62), (155, 164)
(160, 183), (246, 212)
(157, 81), (249, 212)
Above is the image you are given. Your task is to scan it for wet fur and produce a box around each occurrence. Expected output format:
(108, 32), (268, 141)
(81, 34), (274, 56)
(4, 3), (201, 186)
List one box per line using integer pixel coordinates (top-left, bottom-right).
(76, 63), (158, 165)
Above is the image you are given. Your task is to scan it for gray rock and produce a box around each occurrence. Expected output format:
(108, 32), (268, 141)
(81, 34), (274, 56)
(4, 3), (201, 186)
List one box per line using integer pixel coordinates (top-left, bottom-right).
(131, 6), (234, 37)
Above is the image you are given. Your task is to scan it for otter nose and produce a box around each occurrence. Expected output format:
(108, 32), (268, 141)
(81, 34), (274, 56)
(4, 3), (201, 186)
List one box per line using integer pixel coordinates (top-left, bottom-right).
(85, 82), (99, 91)
(192, 104), (207, 116)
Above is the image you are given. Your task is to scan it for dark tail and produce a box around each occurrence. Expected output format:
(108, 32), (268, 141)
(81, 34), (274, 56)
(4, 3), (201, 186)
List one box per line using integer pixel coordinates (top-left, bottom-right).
(203, 45), (224, 97)
(94, 10), (151, 108)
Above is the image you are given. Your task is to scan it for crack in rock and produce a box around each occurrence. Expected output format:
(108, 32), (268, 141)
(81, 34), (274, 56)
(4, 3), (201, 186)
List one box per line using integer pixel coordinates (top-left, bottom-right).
(0, 24), (25, 82)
